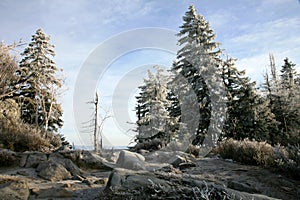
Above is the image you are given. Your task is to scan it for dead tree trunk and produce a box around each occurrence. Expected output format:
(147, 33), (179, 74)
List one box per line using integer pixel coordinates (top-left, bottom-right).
(94, 92), (99, 153)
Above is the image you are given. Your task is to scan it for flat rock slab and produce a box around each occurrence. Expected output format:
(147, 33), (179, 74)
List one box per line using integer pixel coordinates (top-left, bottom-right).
(101, 168), (280, 200)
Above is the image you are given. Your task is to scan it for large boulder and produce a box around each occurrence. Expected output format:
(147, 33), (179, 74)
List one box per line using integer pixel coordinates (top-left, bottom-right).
(23, 152), (47, 168)
(48, 152), (81, 175)
(0, 175), (29, 200)
(116, 150), (145, 170)
(36, 161), (72, 181)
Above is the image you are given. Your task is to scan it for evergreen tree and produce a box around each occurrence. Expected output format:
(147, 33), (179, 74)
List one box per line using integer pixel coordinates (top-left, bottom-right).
(135, 66), (176, 144)
(221, 57), (255, 139)
(262, 56), (300, 145)
(221, 57), (280, 143)
(278, 58), (300, 144)
(280, 58), (297, 91)
(15, 29), (63, 133)
(171, 5), (222, 145)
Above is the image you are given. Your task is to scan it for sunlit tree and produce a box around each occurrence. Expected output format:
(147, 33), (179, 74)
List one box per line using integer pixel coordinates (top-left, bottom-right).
(16, 29), (63, 133)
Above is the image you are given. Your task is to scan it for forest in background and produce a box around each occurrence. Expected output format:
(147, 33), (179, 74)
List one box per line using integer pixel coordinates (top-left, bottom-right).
(132, 5), (300, 175)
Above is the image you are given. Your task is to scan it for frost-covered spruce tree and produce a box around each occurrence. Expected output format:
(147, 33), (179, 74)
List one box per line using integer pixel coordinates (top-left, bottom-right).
(280, 58), (298, 91)
(171, 5), (222, 145)
(221, 57), (278, 142)
(278, 58), (300, 144)
(135, 66), (176, 145)
(262, 57), (300, 145)
(221, 57), (255, 139)
(16, 29), (63, 133)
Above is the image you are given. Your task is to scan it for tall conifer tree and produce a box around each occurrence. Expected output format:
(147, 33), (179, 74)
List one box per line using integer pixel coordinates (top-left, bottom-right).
(135, 66), (175, 143)
(171, 5), (222, 145)
(16, 29), (63, 133)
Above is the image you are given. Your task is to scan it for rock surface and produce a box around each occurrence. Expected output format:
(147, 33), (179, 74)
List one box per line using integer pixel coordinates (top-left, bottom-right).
(23, 152), (47, 168)
(101, 168), (280, 200)
(0, 175), (30, 200)
(59, 150), (113, 170)
(36, 161), (72, 181)
(0, 149), (299, 199)
(116, 150), (146, 170)
(48, 152), (81, 176)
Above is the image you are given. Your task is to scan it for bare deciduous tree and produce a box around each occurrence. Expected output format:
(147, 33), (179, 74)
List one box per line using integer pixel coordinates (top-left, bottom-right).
(82, 92), (111, 153)
(0, 43), (19, 100)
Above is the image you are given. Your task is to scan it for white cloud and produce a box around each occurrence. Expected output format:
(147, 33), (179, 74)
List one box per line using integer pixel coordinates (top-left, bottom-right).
(206, 9), (238, 30)
(225, 16), (300, 82)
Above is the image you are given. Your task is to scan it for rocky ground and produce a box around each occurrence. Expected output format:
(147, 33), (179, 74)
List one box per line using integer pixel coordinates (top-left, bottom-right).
(0, 149), (299, 199)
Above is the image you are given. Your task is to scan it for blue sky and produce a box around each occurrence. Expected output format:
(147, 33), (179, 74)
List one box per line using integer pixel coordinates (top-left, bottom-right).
(1, 0), (300, 147)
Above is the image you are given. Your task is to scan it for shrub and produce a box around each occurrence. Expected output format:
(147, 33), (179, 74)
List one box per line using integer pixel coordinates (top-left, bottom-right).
(0, 102), (62, 152)
(0, 149), (17, 167)
(274, 144), (300, 178)
(216, 138), (300, 175)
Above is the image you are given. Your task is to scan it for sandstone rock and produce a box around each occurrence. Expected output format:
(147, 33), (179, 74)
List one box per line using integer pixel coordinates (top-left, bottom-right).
(0, 175), (29, 200)
(36, 161), (72, 181)
(24, 152), (47, 168)
(116, 150), (146, 170)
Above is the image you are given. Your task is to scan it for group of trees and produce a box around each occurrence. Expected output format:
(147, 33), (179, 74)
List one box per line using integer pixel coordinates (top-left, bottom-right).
(0, 29), (65, 151)
(134, 5), (300, 150)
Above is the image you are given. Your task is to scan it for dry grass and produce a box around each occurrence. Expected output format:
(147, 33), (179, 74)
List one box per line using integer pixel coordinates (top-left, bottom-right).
(0, 120), (61, 152)
(0, 99), (62, 152)
(215, 138), (300, 178)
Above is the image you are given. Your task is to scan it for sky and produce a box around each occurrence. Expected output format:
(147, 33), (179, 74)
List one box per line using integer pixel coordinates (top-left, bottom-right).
(1, 0), (300, 148)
